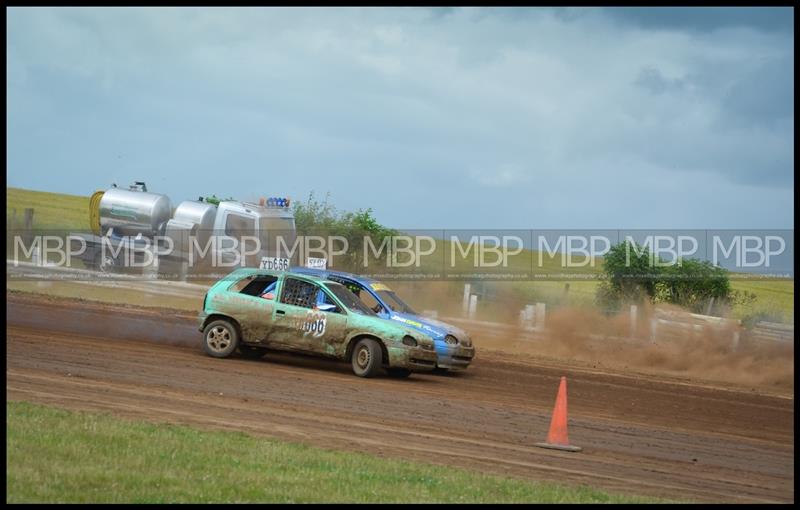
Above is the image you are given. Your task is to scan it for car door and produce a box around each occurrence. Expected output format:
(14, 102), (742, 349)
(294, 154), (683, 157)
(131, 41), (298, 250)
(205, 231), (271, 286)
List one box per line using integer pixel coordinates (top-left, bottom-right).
(310, 286), (349, 356)
(212, 275), (278, 345)
(270, 277), (347, 355)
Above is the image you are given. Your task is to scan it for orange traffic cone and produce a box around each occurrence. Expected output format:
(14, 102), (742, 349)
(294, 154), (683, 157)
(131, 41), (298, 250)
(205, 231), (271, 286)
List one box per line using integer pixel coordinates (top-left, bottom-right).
(535, 376), (582, 452)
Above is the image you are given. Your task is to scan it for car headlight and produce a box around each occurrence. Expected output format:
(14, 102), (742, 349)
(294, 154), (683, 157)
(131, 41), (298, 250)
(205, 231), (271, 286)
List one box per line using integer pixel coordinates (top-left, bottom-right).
(402, 335), (417, 347)
(445, 334), (458, 345)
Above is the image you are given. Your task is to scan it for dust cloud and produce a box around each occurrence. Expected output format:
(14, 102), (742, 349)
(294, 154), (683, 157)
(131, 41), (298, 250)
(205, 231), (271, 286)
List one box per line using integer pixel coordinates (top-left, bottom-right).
(394, 281), (794, 393)
(536, 304), (794, 392)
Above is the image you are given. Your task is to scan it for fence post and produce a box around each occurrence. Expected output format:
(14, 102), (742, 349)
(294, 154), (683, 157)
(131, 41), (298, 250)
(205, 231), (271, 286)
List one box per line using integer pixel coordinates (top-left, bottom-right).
(535, 302), (546, 330)
(468, 294), (478, 319)
(463, 284), (471, 316)
(705, 297), (715, 316)
(630, 305), (638, 339)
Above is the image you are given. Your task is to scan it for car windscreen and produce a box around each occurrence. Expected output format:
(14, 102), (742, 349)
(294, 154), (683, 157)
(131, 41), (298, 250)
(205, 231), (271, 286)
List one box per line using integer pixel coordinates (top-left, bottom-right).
(376, 290), (417, 315)
(325, 282), (376, 316)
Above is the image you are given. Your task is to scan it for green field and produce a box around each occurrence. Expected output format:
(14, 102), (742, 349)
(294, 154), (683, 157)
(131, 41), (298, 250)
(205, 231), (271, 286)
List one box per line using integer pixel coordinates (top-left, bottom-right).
(5, 186), (794, 322)
(7, 187), (91, 230)
(6, 401), (663, 504)
(729, 278), (795, 323)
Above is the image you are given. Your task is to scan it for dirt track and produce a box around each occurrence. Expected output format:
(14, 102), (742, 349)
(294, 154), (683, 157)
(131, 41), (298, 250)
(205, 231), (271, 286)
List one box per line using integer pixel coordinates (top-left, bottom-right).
(6, 293), (794, 502)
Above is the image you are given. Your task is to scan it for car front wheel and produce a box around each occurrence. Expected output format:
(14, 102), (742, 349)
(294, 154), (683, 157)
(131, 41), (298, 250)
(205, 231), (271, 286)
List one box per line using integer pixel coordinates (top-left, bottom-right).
(202, 320), (239, 358)
(351, 338), (382, 378)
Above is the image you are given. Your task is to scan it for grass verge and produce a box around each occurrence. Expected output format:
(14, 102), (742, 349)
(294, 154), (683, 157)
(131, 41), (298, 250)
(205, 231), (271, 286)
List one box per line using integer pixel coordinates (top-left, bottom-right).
(7, 401), (664, 503)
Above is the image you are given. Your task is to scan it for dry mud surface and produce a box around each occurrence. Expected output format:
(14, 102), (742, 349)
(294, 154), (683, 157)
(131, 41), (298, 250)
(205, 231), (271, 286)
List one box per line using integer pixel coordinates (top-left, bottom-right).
(6, 293), (794, 503)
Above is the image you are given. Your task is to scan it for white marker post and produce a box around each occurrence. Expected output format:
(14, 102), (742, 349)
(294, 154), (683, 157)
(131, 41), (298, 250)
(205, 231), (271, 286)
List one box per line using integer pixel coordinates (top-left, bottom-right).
(535, 302), (546, 330)
(468, 294), (478, 319)
(463, 283), (471, 316)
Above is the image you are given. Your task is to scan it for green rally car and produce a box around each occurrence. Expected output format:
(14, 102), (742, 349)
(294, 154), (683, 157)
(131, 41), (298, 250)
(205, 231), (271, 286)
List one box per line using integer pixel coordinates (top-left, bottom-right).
(198, 268), (438, 377)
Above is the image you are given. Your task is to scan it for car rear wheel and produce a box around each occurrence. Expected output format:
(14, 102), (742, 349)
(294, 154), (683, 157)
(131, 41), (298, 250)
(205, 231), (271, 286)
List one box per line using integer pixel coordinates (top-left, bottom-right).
(239, 344), (268, 359)
(202, 320), (239, 358)
(351, 338), (382, 378)
(386, 367), (411, 378)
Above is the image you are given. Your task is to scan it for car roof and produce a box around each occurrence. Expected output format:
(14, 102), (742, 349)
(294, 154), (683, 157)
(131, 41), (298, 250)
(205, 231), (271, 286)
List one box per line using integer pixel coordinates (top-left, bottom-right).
(290, 267), (380, 287)
(223, 267), (327, 283)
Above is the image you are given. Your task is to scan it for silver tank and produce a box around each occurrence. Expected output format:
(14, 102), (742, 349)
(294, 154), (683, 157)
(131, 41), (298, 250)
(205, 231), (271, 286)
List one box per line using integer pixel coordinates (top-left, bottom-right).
(166, 200), (217, 252)
(99, 187), (172, 237)
(172, 200), (216, 232)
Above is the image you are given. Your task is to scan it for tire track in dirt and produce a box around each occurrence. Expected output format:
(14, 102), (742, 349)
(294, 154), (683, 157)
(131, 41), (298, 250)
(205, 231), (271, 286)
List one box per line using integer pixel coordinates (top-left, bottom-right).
(5, 295), (794, 502)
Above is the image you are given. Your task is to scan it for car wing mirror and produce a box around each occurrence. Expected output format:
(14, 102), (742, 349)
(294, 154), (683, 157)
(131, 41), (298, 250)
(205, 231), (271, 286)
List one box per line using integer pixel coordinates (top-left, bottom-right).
(317, 303), (337, 312)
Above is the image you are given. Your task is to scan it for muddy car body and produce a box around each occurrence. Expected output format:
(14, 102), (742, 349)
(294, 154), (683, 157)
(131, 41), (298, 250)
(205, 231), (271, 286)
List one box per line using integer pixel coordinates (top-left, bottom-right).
(198, 268), (438, 377)
(291, 267), (475, 371)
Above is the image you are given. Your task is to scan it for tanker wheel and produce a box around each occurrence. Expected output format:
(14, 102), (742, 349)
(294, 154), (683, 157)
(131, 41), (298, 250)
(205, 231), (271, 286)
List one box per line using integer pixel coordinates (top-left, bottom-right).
(239, 344), (268, 360)
(351, 338), (382, 378)
(202, 320), (239, 358)
(90, 251), (118, 274)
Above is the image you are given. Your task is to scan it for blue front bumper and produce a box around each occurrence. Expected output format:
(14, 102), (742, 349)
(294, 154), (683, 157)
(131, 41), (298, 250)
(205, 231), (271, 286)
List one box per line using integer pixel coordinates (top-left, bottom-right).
(434, 343), (475, 370)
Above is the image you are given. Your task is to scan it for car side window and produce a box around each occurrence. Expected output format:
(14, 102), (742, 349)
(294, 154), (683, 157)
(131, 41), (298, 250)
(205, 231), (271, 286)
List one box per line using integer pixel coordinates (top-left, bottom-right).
(239, 275), (278, 297)
(328, 277), (380, 310)
(279, 278), (318, 309)
(357, 285), (385, 314)
(315, 289), (342, 314)
(228, 276), (255, 293)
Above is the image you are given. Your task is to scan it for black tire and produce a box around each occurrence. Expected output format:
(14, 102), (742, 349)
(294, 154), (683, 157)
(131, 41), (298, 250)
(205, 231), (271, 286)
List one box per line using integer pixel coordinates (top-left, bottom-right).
(239, 344), (268, 360)
(351, 338), (383, 378)
(386, 367), (412, 378)
(202, 319), (239, 358)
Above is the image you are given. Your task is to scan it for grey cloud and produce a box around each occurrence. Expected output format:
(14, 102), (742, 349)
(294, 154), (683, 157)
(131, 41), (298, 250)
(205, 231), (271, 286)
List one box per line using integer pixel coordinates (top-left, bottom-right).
(6, 7), (794, 230)
(635, 67), (686, 95)
(721, 56), (794, 128)
(602, 7), (794, 34)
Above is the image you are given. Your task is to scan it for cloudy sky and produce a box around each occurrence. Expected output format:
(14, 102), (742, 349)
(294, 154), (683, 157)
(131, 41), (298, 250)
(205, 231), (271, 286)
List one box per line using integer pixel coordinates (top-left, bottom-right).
(6, 7), (794, 229)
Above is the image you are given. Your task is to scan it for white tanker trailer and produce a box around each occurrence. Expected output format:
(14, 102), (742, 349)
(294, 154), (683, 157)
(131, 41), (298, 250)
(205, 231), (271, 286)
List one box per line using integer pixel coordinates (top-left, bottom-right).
(71, 181), (297, 276)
